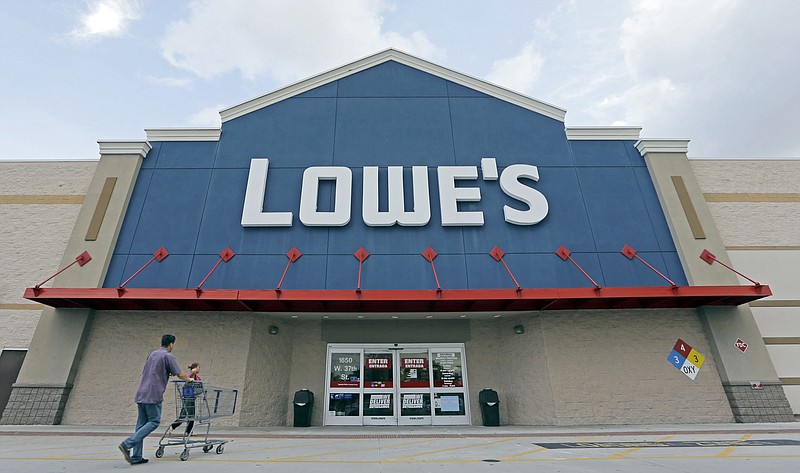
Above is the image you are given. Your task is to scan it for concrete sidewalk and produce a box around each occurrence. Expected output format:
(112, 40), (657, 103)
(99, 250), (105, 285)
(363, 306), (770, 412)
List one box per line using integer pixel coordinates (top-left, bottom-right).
(1, 423), (799, 472)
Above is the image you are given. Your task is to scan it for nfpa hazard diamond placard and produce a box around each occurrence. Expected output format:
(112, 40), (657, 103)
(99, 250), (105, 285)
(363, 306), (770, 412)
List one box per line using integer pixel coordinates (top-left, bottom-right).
(667, 339), (704, 380)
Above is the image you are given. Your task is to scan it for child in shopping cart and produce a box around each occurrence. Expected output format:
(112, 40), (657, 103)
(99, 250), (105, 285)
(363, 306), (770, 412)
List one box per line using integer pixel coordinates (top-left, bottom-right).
(168, 362), (201, 436)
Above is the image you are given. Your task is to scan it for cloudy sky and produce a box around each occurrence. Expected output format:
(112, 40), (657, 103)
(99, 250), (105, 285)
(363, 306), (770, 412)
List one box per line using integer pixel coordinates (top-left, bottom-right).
(2, 0), (798, 160)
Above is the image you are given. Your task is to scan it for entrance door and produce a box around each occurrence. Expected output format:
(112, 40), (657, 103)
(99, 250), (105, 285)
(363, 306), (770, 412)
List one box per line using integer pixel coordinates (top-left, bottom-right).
(430, 348), (470, 425)
(397, 349), (432, 425)
(325, 344), (469, 426)
(362, 350), (395, 425)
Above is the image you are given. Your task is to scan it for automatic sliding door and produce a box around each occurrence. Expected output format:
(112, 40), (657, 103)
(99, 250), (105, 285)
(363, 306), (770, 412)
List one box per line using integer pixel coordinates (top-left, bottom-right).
(325, 344), (469, 426)
(326, 349), (362, 425)
(431, 349), (470, 425)
(363, 351), (395, 425)
(398, 351), (432, 425)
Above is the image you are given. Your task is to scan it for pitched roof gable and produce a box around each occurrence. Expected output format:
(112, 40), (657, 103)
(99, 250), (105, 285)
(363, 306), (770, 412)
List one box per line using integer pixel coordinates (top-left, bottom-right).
(220, 49), (566, 123)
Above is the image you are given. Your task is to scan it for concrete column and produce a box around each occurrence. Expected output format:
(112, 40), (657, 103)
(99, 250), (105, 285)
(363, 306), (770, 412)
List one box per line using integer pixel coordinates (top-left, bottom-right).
(1, 141), (149, 425)
(637, 140), (793, 422)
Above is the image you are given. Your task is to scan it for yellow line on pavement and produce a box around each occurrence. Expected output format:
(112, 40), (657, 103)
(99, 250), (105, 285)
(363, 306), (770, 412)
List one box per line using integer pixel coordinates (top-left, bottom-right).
(218, 438), (349, 454)
(605, 434), (676, 459)
(496, 446), (546, 460)
(715, 433), (751, 457)
(269, 438), (432, 461)
(382, 437), (513, 462)
(477, 434), (603, 460)
(0, 439), (93, 454)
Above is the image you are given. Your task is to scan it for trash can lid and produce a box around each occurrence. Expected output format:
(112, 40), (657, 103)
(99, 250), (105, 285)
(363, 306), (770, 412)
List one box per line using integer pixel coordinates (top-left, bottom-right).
(479, 389), (499, 403)
(294, 390), (314, 403)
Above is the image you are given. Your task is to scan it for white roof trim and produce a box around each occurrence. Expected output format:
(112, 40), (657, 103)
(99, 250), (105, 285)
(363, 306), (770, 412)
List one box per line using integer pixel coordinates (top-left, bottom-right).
(145, 128), (221, 142)
(220, 49), (567, 123)
(97, 140), (152, 157)
(566, 127), (642, 140)
(635, 139), (690, 155)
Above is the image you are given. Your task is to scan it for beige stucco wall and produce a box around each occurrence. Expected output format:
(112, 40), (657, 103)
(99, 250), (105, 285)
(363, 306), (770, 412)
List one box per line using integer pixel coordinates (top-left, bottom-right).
(466, 309), (731, 425)
(0, 161), (96, 352)
(691, 160), (800, 194)
(691, 158), (800, 415)
(468, 315), (557, 425)
(239, 316), (293, 426)
(287, 320), (328, 426)
(64, 312), (326, 427)
(62, 311), (252, 426)
(63, 308), (730, 426)
(691, 159), (800, 247)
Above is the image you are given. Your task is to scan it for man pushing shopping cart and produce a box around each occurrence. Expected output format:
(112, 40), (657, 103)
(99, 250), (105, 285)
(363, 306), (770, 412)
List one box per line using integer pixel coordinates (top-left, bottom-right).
(119, 334), (238, 463)
(155, 375), (238, 461)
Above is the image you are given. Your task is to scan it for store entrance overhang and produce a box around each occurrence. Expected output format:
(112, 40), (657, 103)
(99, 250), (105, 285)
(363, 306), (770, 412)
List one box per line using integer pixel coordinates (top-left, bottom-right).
(24, 285), (771, 312)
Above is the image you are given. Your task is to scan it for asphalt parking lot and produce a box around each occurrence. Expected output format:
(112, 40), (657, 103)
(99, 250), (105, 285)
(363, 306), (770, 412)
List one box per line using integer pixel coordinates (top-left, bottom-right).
(1, 423), (799, 472)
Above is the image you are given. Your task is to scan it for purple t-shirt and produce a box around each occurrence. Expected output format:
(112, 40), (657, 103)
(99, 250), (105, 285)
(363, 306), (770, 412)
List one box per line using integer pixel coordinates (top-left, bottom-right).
(134, 347), (182, 404)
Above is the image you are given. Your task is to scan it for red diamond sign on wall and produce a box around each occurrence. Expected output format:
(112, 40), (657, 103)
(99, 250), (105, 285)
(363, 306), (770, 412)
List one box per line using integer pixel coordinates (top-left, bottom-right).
(735, 338), (748, 353)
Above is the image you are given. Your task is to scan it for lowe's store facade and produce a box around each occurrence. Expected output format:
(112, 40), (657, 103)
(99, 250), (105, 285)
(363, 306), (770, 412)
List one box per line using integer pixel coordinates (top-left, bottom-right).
(1, 50), (796, 427)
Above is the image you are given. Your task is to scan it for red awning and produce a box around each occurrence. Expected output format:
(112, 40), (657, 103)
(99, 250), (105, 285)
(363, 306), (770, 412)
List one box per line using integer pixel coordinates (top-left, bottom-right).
(24, 285), (771, 313)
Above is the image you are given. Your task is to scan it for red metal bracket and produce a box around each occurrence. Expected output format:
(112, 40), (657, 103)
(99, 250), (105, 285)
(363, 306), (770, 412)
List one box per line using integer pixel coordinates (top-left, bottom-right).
(118, 247), (169, 295)
(354, 247), (370, 293)
(621, 244), (676, 287)
(276, 247), (302, 293)
(555, 246), (601, 290)
(33, 251), (92, 295)
(422, 247), (442, 292)
(700, 249), (761, 287)
(195, 247), (236, 296)
(489, 246), (521, 292)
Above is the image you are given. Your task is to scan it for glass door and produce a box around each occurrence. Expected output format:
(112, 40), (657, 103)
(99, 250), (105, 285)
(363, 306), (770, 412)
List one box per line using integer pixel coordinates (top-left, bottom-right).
(324, 344), (469, 426)
(398, 350), (432, 425)
(362, 350), (395, 425)
(430, 349), (470, 425)
(326, 349), (362, 425)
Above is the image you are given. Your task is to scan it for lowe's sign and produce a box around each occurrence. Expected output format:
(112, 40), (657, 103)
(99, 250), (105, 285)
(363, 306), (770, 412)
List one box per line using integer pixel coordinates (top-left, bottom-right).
(242, 157), (548, 228)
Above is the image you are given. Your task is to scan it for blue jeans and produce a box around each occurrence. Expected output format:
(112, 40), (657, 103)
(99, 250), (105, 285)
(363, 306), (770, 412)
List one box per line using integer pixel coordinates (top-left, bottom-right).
(122, 402), (162, 461)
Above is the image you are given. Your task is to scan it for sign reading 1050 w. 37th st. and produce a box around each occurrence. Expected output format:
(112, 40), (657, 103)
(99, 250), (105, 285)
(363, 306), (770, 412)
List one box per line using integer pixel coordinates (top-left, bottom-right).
(667, 339), (706, 380)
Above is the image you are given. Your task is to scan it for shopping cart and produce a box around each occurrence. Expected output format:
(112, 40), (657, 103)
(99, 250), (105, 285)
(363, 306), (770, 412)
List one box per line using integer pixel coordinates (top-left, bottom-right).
(156, 380), (239, 461)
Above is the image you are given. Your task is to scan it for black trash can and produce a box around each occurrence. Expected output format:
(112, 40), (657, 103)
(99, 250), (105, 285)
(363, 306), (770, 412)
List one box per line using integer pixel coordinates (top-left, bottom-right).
(293, 389), (314, 427)
(478, 388), (500, 426)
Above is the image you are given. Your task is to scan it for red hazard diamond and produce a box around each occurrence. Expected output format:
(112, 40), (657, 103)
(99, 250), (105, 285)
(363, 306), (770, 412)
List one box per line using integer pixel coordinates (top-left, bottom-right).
(354, 247), (370, 262)
(422, 247), (438, 262)
(219, 247), (236, 262)
(285, 247), (302, 262)
(154, 246), (169, 262)
(620, 244), (636, 260)
(489, 246), (505, 261)
(735, 338), (748, 353)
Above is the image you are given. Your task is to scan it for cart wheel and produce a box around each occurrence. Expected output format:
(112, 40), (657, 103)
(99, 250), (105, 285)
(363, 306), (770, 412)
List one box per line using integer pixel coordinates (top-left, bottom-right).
(180, 448), (190, 461)
(155, 447), (165, 458)
(203, 445), (212, 453)
(216, 444), (225, 454)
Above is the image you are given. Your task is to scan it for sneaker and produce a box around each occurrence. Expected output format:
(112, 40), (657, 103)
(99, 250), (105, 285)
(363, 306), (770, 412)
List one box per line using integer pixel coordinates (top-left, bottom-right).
(131, 458), (149, 465)
(118, 443), (132, 464)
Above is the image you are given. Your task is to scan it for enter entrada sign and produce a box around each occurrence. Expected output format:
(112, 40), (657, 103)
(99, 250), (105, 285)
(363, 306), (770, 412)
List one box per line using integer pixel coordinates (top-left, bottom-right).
(667, 339), (706, 380)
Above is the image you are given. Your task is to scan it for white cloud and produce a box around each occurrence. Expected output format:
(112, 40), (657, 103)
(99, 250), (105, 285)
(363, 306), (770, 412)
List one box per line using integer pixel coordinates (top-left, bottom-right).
(187, 105), (223, 128)
(144, 75), (192, 87)
(160, 0), (443, 83)
(485, 44), (544, 96)
(607, 0), (800, 156)
(71, 0), (141, 39)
